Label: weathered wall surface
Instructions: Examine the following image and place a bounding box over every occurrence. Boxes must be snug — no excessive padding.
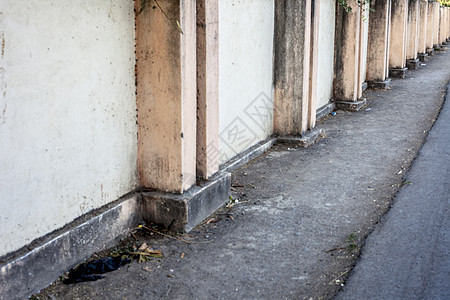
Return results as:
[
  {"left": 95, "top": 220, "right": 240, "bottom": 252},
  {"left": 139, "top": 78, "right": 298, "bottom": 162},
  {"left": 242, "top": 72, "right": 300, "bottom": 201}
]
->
[
  {"left": 316, "top": 0, "right": 336, "bottom": 109},
  {"left": 0, "top": 1, "right": 137, "bottom": 257},
  {"left": 218, "top": 0, "right": 274, "bottom": 163}
]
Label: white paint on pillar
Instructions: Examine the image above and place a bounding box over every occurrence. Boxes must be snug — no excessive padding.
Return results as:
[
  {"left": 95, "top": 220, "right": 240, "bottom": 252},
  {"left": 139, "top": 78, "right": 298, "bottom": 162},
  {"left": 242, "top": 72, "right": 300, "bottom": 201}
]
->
[
  {"left": 218, "top": 0, "right": 274, "bottom": 164},
  {"left": 316, "top": 0, "right": 336, "bottom": 109}
]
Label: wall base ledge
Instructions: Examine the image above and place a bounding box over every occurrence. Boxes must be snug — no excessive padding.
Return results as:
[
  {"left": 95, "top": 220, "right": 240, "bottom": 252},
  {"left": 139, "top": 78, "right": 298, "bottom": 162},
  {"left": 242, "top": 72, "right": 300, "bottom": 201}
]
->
[
  {"left": 220, "top": 139, "right": 276, "bottom": 175},
  {"left": 0, "top": 194, "right": 142, "bottom": 300},
  {"left": 316, "top": 102, "right": 336, "bottom": 121},
  {"left": 362, "top": 81, "right": 368, "bottom": 92}
]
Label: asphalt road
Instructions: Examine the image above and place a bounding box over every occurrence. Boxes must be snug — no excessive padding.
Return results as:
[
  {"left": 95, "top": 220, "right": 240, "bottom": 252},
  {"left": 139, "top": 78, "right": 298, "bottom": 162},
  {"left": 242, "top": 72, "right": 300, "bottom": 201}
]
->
[{"left": 336, "top": 86, "right": 450, "bottom": 300}]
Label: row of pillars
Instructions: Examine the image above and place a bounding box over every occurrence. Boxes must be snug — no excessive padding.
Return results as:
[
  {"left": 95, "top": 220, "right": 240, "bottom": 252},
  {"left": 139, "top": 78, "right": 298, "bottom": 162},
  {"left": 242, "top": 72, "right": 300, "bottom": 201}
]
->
[
  {"left": 334, "top": 0, "right": 450, "bottom": 106},
  {"left": 136, "top": 0, "right": 323, "bottom": 194},
  {"left": 134, "top": 0, "right": 450, "bottom": 195}
]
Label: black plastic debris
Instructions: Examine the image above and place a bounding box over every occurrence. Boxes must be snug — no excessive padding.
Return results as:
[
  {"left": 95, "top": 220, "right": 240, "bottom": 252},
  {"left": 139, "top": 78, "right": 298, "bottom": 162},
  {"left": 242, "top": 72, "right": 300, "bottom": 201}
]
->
[{"left": 63, "top": 256, "right": 131, "bottom": 284}]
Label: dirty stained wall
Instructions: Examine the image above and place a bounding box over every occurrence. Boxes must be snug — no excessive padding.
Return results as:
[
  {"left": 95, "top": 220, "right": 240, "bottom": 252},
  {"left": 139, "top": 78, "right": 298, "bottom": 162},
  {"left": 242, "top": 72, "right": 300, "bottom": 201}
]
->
[
  {"left": 218, "top": 0, "right": 274, "bottom": 164},
  {"left": 316, "top": 0, "right": 336, "bottom": 109},
  {"left": 0, "top": 0, "right": 137, "bottom": 257}
]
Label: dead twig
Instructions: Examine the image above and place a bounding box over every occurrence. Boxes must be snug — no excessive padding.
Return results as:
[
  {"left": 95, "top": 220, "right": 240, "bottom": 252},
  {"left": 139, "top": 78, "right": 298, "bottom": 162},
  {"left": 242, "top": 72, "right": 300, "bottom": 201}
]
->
[
  {"left": 216, "top": 208, "right": 233, "bottom": 215},
  {"left": 328, "top": 269, "right": 350, "bottom": 285},
  {"left": 141, "top": 226, "right": 211, "bottom": 244},
  {"left": 325, "top": 247, "right": 348, "bottom": 253}
]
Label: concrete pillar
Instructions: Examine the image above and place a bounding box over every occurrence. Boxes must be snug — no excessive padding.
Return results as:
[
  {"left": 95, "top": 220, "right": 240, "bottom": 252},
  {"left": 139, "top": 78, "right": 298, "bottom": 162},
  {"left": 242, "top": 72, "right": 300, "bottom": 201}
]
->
[
  {"left": 447, "top": 7, "right": 450, "bottom": 40},
  {"left": 304, "top": 0, "right": 320, "bottom": 130},
  {"left": 447, "top": 7, "right": 450, "bottom": 41},
  {"left": 439, "top": 6, "right": 447, "bottom": 44},
  {"left": 448, "top": 7, "right": 450, "bottom": 40},
  {"left": 433, "top": 1, "right": 440, "bottom": 47},
  {"left": 273, "top": 0, "right": 318, "bottom": 136},
  {"left": 196, "top": 0, "right": 219, "bottom": 179},
  {"left": 445, "top": 6, "right": 447, "bottom": 40},
  {"left": 389, "top": 0, "right": 409, "bottom": 78},
  {"left": 426, "top": 0, "right": 435, "bottom": 55},
  {"left": 418, "top": 0, "right": 428, "bottom": 62},
  {"left": 407, "top": 0, "right": 420, "bottom": 69},
  {"left": 359, "top": 2, "right": 370, "bottom": 91},
  {"left": 135, "top": 0, "right": 197, "bottom": 193},
  {"left": 366, "top": 0, "right": 392, "bottom": 89},
  {"left": 333, "top": 0, "right": 367, "bottom": 110}
]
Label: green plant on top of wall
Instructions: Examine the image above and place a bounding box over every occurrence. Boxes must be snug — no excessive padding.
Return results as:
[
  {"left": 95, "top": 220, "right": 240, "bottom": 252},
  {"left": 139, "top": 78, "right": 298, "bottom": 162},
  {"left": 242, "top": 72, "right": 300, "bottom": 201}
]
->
[
  {"left": 338, "top": 0, "right": 371, "bottom": 13},
  {"left": 439, "top": 0, "right": 450, "bottom": 7}
]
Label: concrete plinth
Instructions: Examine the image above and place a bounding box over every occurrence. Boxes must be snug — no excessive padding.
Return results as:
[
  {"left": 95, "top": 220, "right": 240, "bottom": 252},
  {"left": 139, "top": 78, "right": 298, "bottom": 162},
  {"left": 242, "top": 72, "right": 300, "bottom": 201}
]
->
[
  {"left": 407, "top": 58, "right": 420, "bottom": 69},
  {"left": 389, "top": 67, "right": 408, "bottom": 78},
  {"left": 418, "top": 53, "right": 428, "bottom": 62},
  {"left": 427, "top": 48, "right": 435, "bottom": 56},
  {"left": 277, "top": 128, "right": 325, "bottom": 147},
  {"left": 368, "top": 78, "right": 392, "bottom": 89},
  {"left": 335, "top": 98, "right": 368, "bottom": 112},
  {"left": 141, "top": 172, "right": 231, "bottom": 232}
]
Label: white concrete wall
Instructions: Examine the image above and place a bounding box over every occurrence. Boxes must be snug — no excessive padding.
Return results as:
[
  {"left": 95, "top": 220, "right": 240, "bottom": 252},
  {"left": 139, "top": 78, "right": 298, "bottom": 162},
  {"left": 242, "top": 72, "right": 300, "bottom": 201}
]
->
[
  {"left": 218, "top": 0, "right": 274, "bottom": 163},
  {"left": 316, "top": 0, "right": 336, "bottom": 109},
  {"left": 0, "top": 1, "right": 137, "bottom": 257}
]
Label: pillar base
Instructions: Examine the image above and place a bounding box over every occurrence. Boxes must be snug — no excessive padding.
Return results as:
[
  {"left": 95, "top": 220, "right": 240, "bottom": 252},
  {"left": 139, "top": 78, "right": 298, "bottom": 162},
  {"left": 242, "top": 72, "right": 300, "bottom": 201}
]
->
[
  {"left": 407, "top": 58, "right": 420, "bottom": 70},
  {"left": 141, "top": 172, "right": 231, "bottom": 232},
  {"left": 418, "top": 53, "right": 428, "bottom": 62},
  {"left": 368, "top": 78, "right": 392, "bottom": 89},
  {"left": 389, "top": 67, "right": 408, "bottom": 78},
  {"left": 442, "top": 41, "right": 448, "bottom": 46},
  {"left": 427, "top": 48, "right": 435, "bottom": 56},
  {"left": 433, "top": 44, "right": 442, "bottom": 51},
  {"left": 335, "top": 98, "right": 368, "bottom": 112},
  {"left": 277, "top": 128, "right": 325, "bottom": 147}
]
